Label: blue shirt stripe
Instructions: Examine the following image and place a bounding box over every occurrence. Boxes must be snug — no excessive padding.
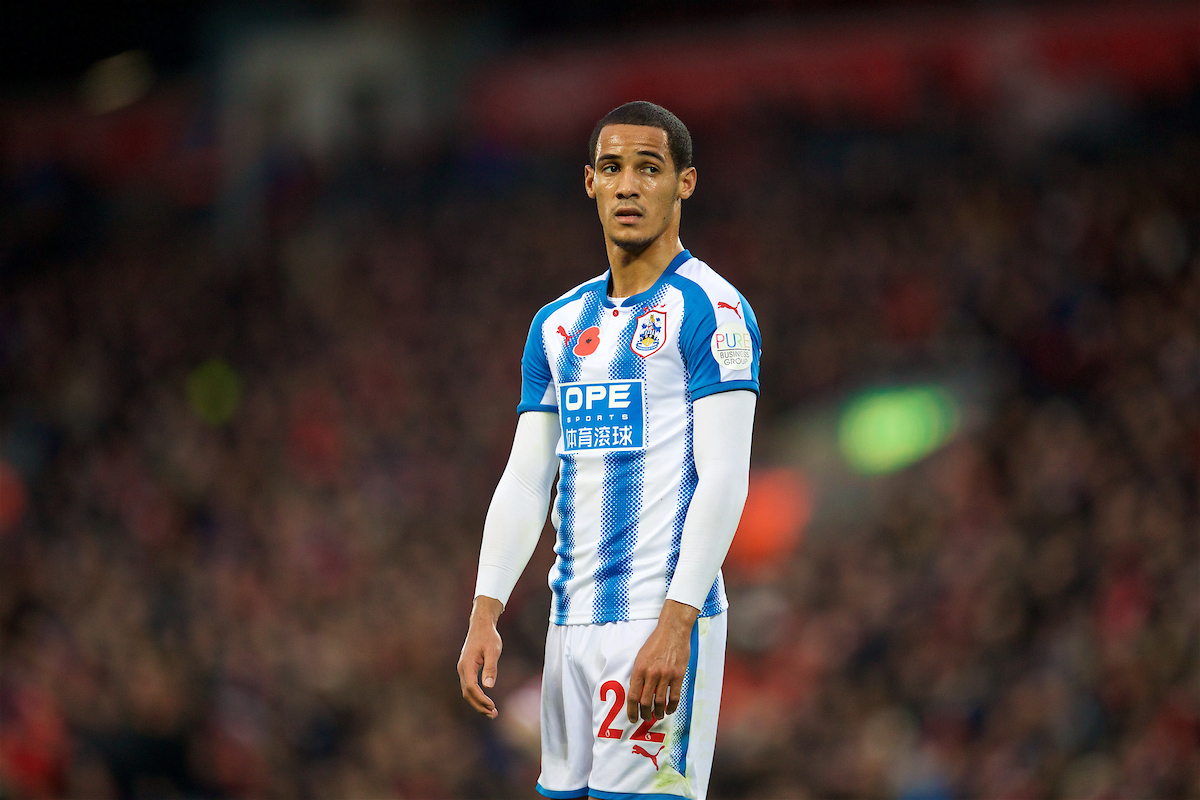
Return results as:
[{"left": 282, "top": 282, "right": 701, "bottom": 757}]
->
[
  {"left": 549, "top": 291, "right": 605, "bottom": 621},
  {"left": 592, "top": 285, "right": 664, "bottom": 623},
  {"left": 593, "top": 448, "right": 643, "bottom": 623},
  {"left": 550, "top": 454, "right": 577, "bottom": 625}
]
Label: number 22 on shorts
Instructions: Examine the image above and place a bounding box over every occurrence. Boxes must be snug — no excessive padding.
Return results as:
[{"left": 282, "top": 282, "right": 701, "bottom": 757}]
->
[{"left": 596, "top": 680, "right": 665, "bottom": 742}]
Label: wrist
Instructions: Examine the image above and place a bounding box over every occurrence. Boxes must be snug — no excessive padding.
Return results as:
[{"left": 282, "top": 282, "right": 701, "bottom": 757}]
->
[
  {"left": 472, "top": 595, "right": 504, "bottom": 625},
  {"left": 658, "top": 599, "right": 699, "bottom": 635}
]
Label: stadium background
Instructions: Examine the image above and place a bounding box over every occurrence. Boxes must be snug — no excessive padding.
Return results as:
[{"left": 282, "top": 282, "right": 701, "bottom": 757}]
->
[{"left": 1, "top": 2, "right": 1198, "bottom": 798}]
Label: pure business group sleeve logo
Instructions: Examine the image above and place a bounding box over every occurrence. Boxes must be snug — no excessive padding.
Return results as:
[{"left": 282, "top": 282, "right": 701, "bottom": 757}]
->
[
  {"left": 558, "top": 381, "right": 646, "bottom": 452},
  {"left": 711, "top": 322, "right": 753, "bottom": 370}
]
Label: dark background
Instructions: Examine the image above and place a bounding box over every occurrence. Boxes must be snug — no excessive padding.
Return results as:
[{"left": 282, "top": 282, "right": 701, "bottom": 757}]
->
[{"left": 1, "top": 2, "right": 1197, "bottom": 799}]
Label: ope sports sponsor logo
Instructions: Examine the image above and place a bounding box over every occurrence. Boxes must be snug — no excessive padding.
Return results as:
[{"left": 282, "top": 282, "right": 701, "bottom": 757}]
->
[
  {"left": 558, "top": 380, "right": 645, "bottom": 452},
  {"left": 711, "top": 321, "right": 753, "bottom": 370}
]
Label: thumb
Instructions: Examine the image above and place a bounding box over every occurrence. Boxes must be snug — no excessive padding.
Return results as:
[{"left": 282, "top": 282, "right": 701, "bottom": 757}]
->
[{"left": 482, "top": 647, "right": 499, "bottom": 689}]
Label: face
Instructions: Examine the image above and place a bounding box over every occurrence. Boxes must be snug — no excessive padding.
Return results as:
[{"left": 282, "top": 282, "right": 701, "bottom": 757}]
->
[{"left": 585, "top": 124, "right": 696, "bottom": 252}]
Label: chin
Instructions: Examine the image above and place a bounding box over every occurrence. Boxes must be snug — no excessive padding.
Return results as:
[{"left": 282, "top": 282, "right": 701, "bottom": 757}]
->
[{"left": 608, "top": 228, "right": 658, "bottom": 252}]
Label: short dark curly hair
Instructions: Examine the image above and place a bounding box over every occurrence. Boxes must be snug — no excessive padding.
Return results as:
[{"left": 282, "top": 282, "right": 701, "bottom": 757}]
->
[{"left": 588, "top": 101, "right": 693, "bottom": 174}]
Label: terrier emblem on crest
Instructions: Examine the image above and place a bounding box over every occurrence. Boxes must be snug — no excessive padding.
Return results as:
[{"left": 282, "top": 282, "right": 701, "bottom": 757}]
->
[{"left": 630, "top": 309, "right": 667, "bottom": 358}]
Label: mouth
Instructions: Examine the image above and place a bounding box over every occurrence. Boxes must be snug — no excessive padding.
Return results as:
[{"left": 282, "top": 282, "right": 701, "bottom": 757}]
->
[{"left": 614, "top": 206, "right": 644, "bottom": 225}]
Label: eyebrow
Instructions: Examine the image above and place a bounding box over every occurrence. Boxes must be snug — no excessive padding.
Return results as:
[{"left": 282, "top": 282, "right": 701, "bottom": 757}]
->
[{"left": 596, "top": 149, "right": 667, "bottom": 164}]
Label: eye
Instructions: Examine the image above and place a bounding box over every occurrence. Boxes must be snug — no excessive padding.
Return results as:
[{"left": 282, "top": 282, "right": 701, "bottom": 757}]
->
[
  {"left": 644, "top": 165, "right": 658, "bottom": 174},
  {"left": 602, "top": 164, "right": 619, "bottom": 174}
]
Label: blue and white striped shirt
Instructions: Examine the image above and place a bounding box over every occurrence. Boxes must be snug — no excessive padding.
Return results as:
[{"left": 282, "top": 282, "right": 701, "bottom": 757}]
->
[{"left": 519, "top": 250, "right": 761, "bottom": 625}]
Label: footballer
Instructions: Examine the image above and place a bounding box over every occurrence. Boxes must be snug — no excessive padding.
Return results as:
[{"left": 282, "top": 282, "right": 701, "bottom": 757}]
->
[{"left": 458, "top": 101, "right": 760, "bottom": 800}]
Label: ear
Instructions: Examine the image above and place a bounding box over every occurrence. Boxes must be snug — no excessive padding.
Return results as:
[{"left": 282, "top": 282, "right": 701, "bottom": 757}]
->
[
  {"left": 584, "top": 165, "right": 597, "bottom": 199},
  {"left": 677, "top": 166, "right": 697, "bottom": 200}
]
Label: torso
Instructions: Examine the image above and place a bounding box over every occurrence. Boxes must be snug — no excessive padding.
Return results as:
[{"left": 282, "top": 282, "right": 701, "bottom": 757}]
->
[{"left": 518, "top": 250, "right": 759, "bottom": 625}]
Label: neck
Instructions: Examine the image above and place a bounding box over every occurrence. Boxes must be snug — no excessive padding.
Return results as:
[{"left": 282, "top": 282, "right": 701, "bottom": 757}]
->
[{"left": 606, "top": 227, "right": 684, "bottom": 299}]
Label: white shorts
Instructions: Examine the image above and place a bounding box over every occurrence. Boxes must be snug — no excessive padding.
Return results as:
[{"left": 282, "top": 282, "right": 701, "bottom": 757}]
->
[{"left": 536, "top": 613, "right": 727, "bottom": 800}]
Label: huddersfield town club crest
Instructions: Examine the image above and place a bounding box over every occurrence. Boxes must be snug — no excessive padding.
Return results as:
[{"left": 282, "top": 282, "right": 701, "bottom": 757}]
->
[{"left": 631, "top": 309, "right": 667, "bottom": 358}]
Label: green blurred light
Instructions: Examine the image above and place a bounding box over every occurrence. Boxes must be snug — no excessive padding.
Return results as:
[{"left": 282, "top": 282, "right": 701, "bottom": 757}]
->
[
  {"left": 838, "top": 385, "right": 959, "bottom": 475},
  {"left": 187, "top": 358, "right": 242, "bottom": 426}
]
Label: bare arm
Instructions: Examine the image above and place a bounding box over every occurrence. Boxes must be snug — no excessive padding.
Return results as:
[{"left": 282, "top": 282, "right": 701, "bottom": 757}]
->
[{"left": 458, "top": 411, "right": 559, "bottom": 718}]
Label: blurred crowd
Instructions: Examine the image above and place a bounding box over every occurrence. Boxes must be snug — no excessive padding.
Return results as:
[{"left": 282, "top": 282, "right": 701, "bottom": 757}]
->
[{"left": 1, "top": 107, "right": 1198, "bottom": 800}]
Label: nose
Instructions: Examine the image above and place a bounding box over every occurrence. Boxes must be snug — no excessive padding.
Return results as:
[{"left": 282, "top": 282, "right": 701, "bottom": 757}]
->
[{"left": 615, "top": 169, "right": 639, "bottom": 200}]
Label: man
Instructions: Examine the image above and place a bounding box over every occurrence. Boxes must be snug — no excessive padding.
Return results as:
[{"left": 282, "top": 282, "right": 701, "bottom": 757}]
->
[{"left": 457, "top": 101, "right": 760, "bottom": 800}]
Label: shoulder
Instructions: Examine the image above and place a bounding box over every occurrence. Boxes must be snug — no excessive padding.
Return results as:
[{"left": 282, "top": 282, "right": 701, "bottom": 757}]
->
[
  {"left": 529, "top": 273, "right": 608, "bottom": 328},
  {"left": 671, "top": 258, "right": 745, "bottom": 306},
  {"left": 668, "top": 257, "right": 756, "bottom": 328}
]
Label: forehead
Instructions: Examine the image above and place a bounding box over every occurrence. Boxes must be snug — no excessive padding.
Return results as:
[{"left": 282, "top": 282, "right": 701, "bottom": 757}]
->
[{"left": 595, "top": 124, "right": 670, "bottom": 161}]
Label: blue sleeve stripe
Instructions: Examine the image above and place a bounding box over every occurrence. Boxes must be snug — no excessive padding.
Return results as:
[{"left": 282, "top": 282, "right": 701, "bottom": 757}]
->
[
  {"left": 588, "top": 791, "right": 690, "bottom": 800},
  {"left": 665, "top": 274, "right": 724, "bottom": 392},
  {"left": 516, "top": 402, "right": 559, "bottom": 413},
  {"left": 739, "top": 288, "right": 762, "bottom": 346},
  {"left": 535, "top": 783, "right": 588, "bottom": 799},
  {"left": 520, "top": 311, "right": 554, "bottom": 413},
  {"left": 738, "top": 288, "right": 763, "bottom": 387},
  {"left": 668, "top": 269, "right": 763, "bottom": 398}
]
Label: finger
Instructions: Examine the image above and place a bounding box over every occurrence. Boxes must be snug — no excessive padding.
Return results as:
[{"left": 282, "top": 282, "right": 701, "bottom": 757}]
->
[
  {"left": 458, "top": 650, "right": 498, "bottom": 718},
  {"left": 639, "top": 677, "right": 657, "bottom": 722},
  {"left": 666, "top": 680, "right": 681, "bottom": 716},
  {"left": 627, "top": 673, "right": 644, "bottom": 723},
  {"left": 653, "top": 679, "right": 670, "bottom": 720},
  {"left": 463, "top": 682, "right": 498, "bottom": 718},
  {"left": 481, "top": 645, "right": 500, "bottom": 689}
]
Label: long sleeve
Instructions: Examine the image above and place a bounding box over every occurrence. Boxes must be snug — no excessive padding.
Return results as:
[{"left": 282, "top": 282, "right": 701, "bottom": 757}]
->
[
  {"left": 664, "top": 389, "right": 756, "bottom": 610},
  {"left": 473, "top": 411, "right": 561, "bottom": 606}
]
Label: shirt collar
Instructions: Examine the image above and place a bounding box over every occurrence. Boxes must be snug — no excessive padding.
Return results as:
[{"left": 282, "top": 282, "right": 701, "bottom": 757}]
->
[{"left": 601, "top": 249, "right": 692, "bottom": 309}]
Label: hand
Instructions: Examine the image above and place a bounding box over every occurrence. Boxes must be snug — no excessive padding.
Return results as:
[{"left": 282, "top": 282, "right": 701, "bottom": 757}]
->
[
  {"left": 627, "top": 600, "right": 699, "bottom": 723},
  {"left": 458, "top": 596, "right": 505, "bottom": 719}
]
